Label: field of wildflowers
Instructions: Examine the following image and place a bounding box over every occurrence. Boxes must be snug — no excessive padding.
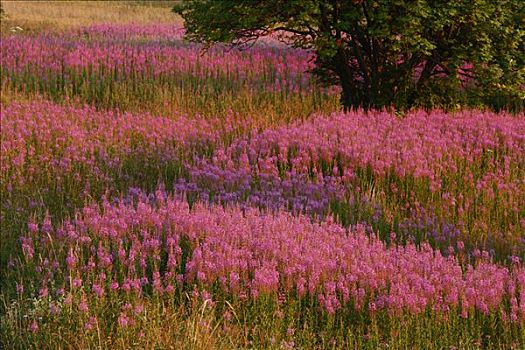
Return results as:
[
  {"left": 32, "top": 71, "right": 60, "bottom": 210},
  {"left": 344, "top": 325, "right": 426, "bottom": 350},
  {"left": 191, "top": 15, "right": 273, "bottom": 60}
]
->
[{"left": 1, "top": 15, "right": 524, "bottom": 350}]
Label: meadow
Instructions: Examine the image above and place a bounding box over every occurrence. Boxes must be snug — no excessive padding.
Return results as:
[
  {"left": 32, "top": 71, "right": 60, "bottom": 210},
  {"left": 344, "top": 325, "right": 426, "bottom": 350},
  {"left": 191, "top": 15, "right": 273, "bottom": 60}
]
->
[{"left": 0, "top": 2, "right": 524, "bottom": 349}]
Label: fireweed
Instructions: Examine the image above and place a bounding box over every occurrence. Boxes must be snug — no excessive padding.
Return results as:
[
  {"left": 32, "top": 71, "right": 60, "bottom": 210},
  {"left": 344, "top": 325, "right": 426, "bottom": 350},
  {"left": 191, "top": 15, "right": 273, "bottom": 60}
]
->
[
  {"left": 0, "top": 98, "right": 225, "bottom": 271},
  {"left": 1, "top": 22, "right": 524, "bottom": 349},
  {"left": 186, "top": 109, "right": 525, "bottom": 256},
  {"left": 3, "top": 99, "right": 523, "bottom": 265},
  {"left": 174, "top": 161, "right": 347, "bottom": 217},
  {"left": 175, "top": 160, "right": 465, "bottom": 251},
  {"left": 0, "top": 37, "right": 314, "bottom": 93},
  {"left": 2, "top": 100, "right": 523, "bottom": 262},
  {"left": 0, "top": 26, "right": 340, "bottom": 121},
  {"left": 0, "top": 99, "right": 224, "bottom": 204},
  {"left": 10, "top": 193, "right": 525, "bottom": 340}
]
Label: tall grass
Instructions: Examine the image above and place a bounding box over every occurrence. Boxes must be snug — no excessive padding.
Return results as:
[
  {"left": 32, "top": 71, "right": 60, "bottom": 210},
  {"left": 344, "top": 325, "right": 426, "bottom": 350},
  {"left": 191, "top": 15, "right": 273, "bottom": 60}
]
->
[
  {"left": 0, "top": 27, "right": 339, "bottom": 121},
  {"left": 2, "top": 194, "right": 524, "bottom": 349},
  {"left": 1, "top": 17, "right": 524, "bottom": 349},
  {"left": 0, "top": 1, "right": 180, "bottom": 33}
]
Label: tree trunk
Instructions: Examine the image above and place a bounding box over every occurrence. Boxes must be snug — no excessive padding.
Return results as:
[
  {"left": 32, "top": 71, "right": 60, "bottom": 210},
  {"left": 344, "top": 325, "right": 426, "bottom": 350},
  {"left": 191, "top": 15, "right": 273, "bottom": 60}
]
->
[
  {"left": 340, "top": 75, "right": 354, "bottom": 112},
  {"left": 333, "top": 49, "right": 359, "bottom": 112}
]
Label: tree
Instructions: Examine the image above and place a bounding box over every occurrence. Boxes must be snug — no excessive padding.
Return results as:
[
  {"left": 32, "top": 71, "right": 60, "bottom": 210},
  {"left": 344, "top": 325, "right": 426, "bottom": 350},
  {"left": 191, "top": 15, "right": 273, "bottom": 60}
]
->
[{"left": 174, "top": 0, "right": 524, "bottom": 111}]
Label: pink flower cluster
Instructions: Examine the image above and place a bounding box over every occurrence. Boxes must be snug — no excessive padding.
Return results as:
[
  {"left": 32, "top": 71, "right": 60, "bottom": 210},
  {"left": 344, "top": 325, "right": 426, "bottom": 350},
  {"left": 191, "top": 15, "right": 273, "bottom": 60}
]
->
[
  {"left": 182, "top": 108, "right": 525, "bottom": 252},
  {"left": 0, "top": 30, "right": 315, "bottom": 93},
  {"left": 21, "top": 191, "right": 525, "bottom": 322},
  {"left": 0, "top": 99, "right": 220, "bottom": 192},
  {"left": 222, "top": 109, "right": 525, "bottom": 186}
]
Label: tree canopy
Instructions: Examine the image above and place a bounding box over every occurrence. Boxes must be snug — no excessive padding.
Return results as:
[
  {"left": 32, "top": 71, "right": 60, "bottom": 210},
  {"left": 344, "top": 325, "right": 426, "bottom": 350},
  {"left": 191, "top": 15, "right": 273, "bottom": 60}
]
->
[{"left": 175, "top": 0, "right": 524, "bottom": 111}]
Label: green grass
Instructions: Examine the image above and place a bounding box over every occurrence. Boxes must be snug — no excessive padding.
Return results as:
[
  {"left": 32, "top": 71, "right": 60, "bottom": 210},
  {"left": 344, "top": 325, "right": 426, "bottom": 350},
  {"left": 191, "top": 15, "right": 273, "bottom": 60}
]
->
[
  {"left": 1, "top": 4, "right": 524, "bottom": 347},
  {"left": 2, "top": 289, "right": 523, "bottom": 349}
]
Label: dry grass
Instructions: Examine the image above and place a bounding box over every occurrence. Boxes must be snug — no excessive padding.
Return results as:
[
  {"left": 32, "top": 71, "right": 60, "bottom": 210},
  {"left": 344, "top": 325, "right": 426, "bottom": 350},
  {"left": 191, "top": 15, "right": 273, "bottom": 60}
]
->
[{"left": 0, "top": 1, "right": 181, "bottom": 32}]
